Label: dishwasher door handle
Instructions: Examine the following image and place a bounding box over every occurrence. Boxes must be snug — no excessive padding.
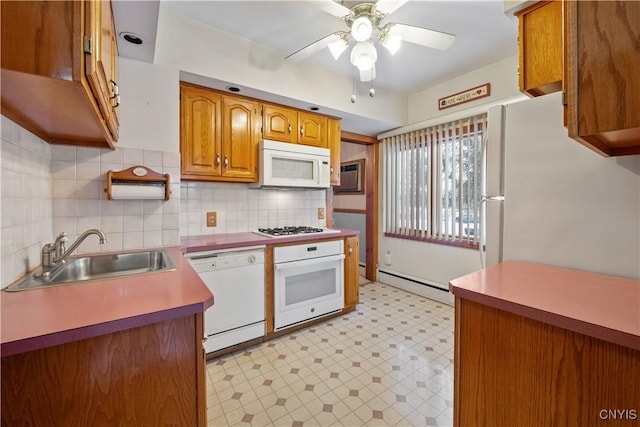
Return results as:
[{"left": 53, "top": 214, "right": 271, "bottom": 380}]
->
[{"left": 187, "top": 254, "right": 218, "bottom": 261}]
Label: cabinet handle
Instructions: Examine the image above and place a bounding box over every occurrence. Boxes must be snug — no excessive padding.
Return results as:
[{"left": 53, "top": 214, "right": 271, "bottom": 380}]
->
[
  {"left": 348, "top": 245, "right": 353, "bottom": 254},
  {"left": 216, "top": 155, "right": 221, "bottom": 167},
  {"left": 288, "top": 124, "right": 292, "bottom": 134},
  {"left": 224, "top": 156, "right": 229, "bottom": 168},
  {"left": 300, "top": 127, "right": 303, "bottom": 136},
  {"left": 109, "top": 80, "right": 120, "bottom": 108},
  {"left": 330, "top": 166, "right": 334, "bottom": 174}
]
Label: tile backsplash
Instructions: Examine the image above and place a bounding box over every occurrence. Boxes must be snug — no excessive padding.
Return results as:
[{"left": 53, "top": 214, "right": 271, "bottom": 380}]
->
[
  {"left": 180, "top": 182, "right": 327, "bottom": 236},
  {"left": 1, "top": 117, "right": 53, "bottom": 286},
  {"left": 50, "top": 145, "right": 181, "bottom": 255}
]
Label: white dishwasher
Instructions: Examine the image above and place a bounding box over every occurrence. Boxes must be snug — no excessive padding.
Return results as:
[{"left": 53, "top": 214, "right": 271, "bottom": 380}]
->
[{"left": 186, "top": 246, "right": 265, "bottom": 354}]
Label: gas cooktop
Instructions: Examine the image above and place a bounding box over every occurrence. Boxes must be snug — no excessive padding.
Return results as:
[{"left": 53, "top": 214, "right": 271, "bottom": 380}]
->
[{"left": 253, "top": 226, "right": 341, "bottom": 238}]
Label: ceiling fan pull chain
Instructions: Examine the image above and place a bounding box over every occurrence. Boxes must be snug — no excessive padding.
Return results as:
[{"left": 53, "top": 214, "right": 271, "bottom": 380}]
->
[{"left": 351, "top": 67, "right": 357, "bottom": 104}]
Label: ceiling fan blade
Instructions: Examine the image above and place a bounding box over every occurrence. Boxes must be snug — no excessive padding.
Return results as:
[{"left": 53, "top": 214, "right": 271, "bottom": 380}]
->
[
  {"left": 374, "top": 0, "right": 409, "bottom": 15},
  {"left": 387, "top": 23, "right": 456, "bottom": 51},
  {"left": 285, "top": 32, "right": 347, "bottom": 63},
  {"left": 317, "top": 0, "right": 352, "bottom": 19}
]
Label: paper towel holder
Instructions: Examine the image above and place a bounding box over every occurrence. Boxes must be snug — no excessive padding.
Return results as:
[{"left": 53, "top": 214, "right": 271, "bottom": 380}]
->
[{"left": 105, "top": 166, "right": 171, "bottom": 201}]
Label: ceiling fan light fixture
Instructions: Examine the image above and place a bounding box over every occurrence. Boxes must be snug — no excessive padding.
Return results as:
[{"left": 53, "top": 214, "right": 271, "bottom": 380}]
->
[
  {"left": 350, "top": 41, "right": 377, "bottom": 71},
  {"left": 360, "top": 66, "right": 376, "bottom": 82},
  {"left": 381, "top": 33, "right": 402, "bottom": 55},
  {"left": 351, "top": 16, "right": 373, "bottom": 42},
  {"left": 328, "top": 37, "right": 348, "bottom": 60}
]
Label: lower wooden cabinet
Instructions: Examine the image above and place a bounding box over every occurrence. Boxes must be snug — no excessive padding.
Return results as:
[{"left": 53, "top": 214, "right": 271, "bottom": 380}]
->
[
  {"left": 453, "top": 298, "right": 640, "bottom": 427},
  {"left": 344, "top": 236, "right": 360, "bottom": 310},
  {"left": 1, "top": 314, "right": 207, "bottom": 426}
]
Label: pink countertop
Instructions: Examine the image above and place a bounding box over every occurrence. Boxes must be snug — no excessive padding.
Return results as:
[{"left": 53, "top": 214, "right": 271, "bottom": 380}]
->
[
  {"left": 1, "top": 247, "right": 214, "bottom": 357},
  {"left": 449, "top": 260, "right": 640, "bottom": 351},
  {"left": 181, "top": 228, "right": 359, "bottom": 253}
]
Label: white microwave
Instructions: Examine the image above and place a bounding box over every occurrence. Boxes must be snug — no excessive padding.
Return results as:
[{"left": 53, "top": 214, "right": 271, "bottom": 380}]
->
[{"left": 250, "top": 140, "right": 331, "bottom": 189}]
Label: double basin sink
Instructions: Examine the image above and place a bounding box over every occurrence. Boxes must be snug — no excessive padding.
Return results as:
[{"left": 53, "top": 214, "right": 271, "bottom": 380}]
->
[{"left": 5, "top": 250, "right": 176, "bottom": 292}]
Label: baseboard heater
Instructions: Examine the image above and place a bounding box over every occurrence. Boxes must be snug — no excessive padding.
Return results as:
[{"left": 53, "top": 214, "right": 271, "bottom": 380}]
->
[{"left": 377, "top": 269, "right": 454, "bottom": 306}]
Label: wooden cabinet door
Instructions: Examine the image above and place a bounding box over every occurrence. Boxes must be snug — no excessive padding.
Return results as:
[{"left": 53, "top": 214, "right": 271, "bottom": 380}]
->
[
  {"left": 180, "top": 85, "right": 222, "bottom": 178},
  {"left": 515, "top": 1, "right": 562, "bottom": 97},
  {"left": 221, "top": 97, "right": 259, "bottom": 181},
  {"left": 298, "top": 112, "right": 328, "bottom": 147},
  {"left": 85, "top": 0, "right": 119, "bottom": 140},
  {"left": 328, "top": 119, "right": 341, "bottom": 186},
  {"left": 263, "top": 104, "right": 297, "bottom": 143},
  {"left": 344, "top": 236, "right": 360, "bottom": 309},
  {"left": 565, "top": 0, "right": 640, "bottom": 156}
]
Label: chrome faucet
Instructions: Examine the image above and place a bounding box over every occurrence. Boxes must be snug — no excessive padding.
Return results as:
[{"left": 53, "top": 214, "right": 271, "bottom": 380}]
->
[{"left": 41, "top": 229, "right": 108, "bottom": 273}]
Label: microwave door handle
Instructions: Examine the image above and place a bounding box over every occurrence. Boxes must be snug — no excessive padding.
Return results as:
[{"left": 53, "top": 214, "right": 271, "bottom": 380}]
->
[{"left": 274, "top": 254, "right": 345, "bottom": 271}]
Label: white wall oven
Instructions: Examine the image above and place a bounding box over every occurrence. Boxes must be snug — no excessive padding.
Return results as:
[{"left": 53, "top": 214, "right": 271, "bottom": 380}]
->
[{"left": 273, "top": 240, "right": 344, "bottom": 330}]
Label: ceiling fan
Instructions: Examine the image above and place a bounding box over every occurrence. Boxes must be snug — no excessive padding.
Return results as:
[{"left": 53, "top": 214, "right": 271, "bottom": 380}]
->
[{"left": 285, "top": 0, "right": 456, "bottom": 83}]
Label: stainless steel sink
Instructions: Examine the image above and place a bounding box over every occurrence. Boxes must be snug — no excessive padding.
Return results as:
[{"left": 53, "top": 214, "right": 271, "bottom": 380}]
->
[{"left": 4, "top": 250, "right": 176, "bottom": 292}]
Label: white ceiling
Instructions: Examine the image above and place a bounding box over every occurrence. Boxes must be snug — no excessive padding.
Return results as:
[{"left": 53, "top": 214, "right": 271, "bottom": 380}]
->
[{"left": 115, "top": 0, "right": 519, "bottom": 95}]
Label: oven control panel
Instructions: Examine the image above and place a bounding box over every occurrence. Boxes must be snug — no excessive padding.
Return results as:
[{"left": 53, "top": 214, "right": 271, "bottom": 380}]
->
[{"left": 274, "top": 239, "right": 343, "bottom": 264}]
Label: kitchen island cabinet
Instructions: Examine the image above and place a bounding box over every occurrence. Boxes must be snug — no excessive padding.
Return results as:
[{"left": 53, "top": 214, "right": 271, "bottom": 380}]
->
[
  {"left": 449, "top": 261, "right": 640, "bottom": 427},
  {"left": 1, "top": 0, "right": 119, "bottom": 148},
  {"left": 1, "top": 247, "right": 213, "bottom": 426}
]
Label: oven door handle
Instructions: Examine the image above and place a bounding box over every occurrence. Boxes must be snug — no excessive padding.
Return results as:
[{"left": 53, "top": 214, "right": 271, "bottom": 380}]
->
[{"left": 274, "top": 254, "right": 345, "bottom": 270}]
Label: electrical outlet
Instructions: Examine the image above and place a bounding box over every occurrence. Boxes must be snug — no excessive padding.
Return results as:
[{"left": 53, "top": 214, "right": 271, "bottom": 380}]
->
[
  {"left": 384, "top": 251, "right": 392, "bottom": 265},
  {"left": 206, "top": 212, "right": 217, "bottom": 227},
  {"left": 318, "top": 208, "right": 325, "bottom": 220}
]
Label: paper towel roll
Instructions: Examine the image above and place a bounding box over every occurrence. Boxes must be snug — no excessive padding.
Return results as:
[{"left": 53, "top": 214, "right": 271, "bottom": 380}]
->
[{"left": 110, "top": 183, "right": 166, "bottom": 200}]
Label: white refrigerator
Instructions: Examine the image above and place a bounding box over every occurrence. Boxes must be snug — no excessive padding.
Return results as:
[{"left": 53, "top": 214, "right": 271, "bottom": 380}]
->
[{"left": 484, "top": 92, "right": 640, "bottom": 280}]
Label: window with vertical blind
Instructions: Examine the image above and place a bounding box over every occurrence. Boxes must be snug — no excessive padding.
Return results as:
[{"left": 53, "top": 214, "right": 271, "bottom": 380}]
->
[{"left": 382, "top": 113, "right": 487, "bottom": 248}]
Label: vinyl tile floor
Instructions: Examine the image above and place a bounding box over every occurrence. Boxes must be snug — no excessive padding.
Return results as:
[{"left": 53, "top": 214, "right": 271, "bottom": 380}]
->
[{"left": 205, "top": 278, "right": 455, "bottom": 427}]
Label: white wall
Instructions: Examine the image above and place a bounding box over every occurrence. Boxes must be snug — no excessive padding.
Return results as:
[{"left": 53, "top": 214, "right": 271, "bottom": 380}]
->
[
  {"left": 408, "top": 55, "right": 520, "bottom": 125},
  {"left": 502, "top": 92, "right": 640, "bottom": 279}
]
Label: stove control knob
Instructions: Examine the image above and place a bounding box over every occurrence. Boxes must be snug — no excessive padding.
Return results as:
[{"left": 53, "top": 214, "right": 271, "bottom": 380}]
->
[{"left": 248, "top": 255, "right": 256, "bottom": 264}]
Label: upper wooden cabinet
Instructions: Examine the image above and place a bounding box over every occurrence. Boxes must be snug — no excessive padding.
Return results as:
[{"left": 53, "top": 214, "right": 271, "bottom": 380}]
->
[
  {"left": 298, "top": 112, "right": 328, "bottom": 147},
  {"left": 262, "top": 104, "right": 329, "bottom": 148},
  {"left": 180, "top": 84, "right": 259, "bottom": 182},
  {"left": 565, "top": 0, "right": 640, "bottom": 156},
  {"left": 0, "top": 0, "right": 119, "bottom": 148},
  {"left": 328, "top": 118, "right": 341, "bottom": 186},
  {"left": 515, "top": 1, "right": 563, "bottom": 97},
  {"left": 180, "top": 85, "right": 222, "bottom": 178},
  {"left": 262, "top": 104, "right": 298, "bottom": 143},
  {"left": 221, "top": 96, "right": 260, "bottom": 181}
]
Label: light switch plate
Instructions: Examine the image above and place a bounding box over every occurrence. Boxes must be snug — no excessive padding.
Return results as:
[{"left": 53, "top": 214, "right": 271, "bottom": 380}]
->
[{"left": 206, "top": 212, "right": 217, "bottom": 227}]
